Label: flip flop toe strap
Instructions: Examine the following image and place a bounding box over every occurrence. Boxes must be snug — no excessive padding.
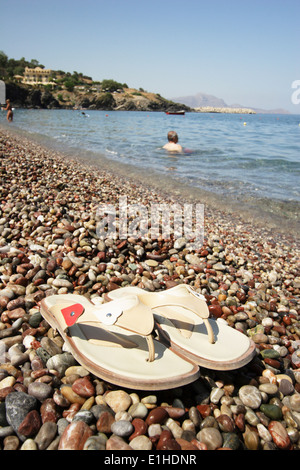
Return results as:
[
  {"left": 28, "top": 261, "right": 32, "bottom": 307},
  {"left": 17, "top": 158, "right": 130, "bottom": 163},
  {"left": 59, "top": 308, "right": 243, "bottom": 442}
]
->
[
  {"left": 146, "top": 335, "right": 155, "bottom": 362},
  {"left": 49, "top": 295, "right": 157, "bottom": 361},
  {"left": 142, "top": 294, "right": 215, "bottom": 344},
  {"left": 170, "top": 286, "right": 216, "bottom": 344},
  {"left": 203, "top": 318, "right": 215, "bottom": 344}
]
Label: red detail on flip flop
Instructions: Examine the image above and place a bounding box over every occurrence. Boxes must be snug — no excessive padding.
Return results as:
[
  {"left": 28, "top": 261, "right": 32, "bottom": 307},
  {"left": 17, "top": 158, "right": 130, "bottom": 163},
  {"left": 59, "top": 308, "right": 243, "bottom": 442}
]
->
[{"left": 61, "top": 303, "right": 84, "bottom": 326}]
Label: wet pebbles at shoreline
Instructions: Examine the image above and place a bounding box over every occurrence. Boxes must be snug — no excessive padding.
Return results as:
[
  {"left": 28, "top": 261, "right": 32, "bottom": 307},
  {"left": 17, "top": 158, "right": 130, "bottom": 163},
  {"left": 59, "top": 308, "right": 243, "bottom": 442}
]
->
[{"left": 0, "top": 128, "right": 299, "bottom": 451}]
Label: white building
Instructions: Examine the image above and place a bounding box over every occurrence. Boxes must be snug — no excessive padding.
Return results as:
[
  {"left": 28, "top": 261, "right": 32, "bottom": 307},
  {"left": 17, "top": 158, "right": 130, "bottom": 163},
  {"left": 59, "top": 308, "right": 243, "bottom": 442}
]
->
[{"left": 22, "top": 67, "right": 52, "bottom": 85}]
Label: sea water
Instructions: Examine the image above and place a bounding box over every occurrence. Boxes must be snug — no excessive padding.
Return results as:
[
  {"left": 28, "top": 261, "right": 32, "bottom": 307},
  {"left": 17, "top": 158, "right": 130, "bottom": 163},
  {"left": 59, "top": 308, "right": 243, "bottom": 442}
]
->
[{"left": 1, "top": 109, "right": 299, "bottom": 234}]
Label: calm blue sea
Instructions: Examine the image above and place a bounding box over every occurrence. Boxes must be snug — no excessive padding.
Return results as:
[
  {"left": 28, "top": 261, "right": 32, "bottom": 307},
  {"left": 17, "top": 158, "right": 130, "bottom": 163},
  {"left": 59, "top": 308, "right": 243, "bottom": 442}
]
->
[{"left": 1, "top": 109, "right": 300, "bottom": 232}]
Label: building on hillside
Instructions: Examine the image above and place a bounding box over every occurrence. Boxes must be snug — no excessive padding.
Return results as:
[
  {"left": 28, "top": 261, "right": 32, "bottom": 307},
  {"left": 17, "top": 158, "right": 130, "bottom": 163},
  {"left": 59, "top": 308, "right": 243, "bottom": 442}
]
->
[
  {"left": 14, "top": 75, "right": 24, "bottom": 83},
  {"left": 22, "top": 67, "right": 52, "bottom": 85}
]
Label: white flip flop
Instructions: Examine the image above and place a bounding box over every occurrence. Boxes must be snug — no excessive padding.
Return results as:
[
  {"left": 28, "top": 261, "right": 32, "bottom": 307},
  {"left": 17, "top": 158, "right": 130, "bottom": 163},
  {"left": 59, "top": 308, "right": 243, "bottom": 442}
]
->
[
  {"left": 40, "top": 293, "right": 200, "bottom": 390},
  {"left": 105, "top": 285, "right": 256, "bottom": 371}
]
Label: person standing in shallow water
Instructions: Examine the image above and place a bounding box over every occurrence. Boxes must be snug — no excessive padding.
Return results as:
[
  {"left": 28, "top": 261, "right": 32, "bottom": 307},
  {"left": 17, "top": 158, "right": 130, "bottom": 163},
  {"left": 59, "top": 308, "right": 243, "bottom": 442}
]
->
[
  {"left": 163, "top": 131, "right": 182, "bottom": 152},
  {"left": 3, "top": 99, "right": 13, "bottom": 122}
]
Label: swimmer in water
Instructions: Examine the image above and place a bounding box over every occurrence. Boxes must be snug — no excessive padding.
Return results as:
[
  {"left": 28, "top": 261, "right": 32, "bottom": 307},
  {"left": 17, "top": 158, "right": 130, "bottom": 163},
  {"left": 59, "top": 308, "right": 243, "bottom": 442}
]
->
[{"left": 163, "top": 131, "right": 183, "bottom": 153}]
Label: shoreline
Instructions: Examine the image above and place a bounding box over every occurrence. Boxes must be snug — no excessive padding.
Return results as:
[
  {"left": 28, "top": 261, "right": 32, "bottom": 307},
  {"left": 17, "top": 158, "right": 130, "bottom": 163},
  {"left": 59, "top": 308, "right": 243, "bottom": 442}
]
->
[
  {"left": 1, "top": 121, "right": 299, "bottom": 242},
  {"left": 0, "top": 127, "right": 299, "bottom": 451}
]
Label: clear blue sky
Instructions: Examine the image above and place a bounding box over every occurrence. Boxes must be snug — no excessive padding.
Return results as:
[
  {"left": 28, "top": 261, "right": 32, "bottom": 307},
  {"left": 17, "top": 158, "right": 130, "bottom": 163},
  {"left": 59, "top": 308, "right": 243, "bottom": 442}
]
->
[{"left": 1, "top": 0, "right": 299, "bottom": 112}]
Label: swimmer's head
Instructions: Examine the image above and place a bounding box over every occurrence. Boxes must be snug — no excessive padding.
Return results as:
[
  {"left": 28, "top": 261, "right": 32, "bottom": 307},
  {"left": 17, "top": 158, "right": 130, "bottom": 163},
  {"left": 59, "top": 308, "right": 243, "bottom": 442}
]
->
[{"left": 167, "top": 131, "right": 179, "bottom": 143}]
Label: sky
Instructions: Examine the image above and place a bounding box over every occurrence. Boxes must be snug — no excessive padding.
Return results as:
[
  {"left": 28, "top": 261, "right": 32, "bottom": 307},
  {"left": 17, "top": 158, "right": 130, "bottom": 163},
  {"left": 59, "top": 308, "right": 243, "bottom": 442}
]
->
[{"left": 1, "top": 0, "right": 299, "bottom": 112}]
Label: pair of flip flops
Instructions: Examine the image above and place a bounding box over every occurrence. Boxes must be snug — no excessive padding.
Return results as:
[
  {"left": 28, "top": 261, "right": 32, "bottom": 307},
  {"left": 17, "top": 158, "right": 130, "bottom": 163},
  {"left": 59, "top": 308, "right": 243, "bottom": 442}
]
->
[{"left": 40, "top": 284, "right": 256, "bottom": 390}]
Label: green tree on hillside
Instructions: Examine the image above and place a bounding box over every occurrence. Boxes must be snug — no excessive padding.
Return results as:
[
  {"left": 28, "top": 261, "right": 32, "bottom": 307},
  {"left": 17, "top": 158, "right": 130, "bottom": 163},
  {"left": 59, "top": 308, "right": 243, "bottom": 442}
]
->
[
  {"left": 0, "top": 51, "right": 44, "bottom": 80},
  {"left": 101, "top": 79, "right": 128, "bottom": 92},
  {"left": 64, "top": 79, "right": 75, "bottom": 92}
]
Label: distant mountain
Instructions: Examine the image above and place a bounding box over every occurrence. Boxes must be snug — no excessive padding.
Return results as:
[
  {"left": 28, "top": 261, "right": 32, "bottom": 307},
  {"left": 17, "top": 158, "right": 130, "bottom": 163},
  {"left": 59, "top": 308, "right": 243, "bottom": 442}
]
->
[
  {"left": 173, "top": 92, "right": 227, "bottom": 109},
  {"left": 172, "top": 92, "right": 290, "bottom": 114}
]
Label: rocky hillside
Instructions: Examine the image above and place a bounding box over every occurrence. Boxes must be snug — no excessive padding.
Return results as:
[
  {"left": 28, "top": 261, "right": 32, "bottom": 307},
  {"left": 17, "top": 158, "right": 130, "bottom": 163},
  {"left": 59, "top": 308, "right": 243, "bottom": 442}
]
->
[
  {"left": 5, "top": 82, "right": 60, "bottom": 109},
  {"left": 5, "top": 82, "right": 191, "bottom": 113}
]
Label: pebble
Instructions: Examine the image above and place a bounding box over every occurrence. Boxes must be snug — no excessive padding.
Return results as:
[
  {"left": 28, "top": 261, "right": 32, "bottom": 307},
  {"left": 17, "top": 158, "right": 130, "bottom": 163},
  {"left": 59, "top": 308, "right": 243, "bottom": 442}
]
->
[
  {"left": 105, "top": 390, "right": 132, "bottom": 413},
  {"left": 106, "top": 435, "right": 133, "bottom": 450},
  {"left": 5, "top": 391, "right": 38, "bottom": 440},
  {"left": 245, "top": 408, "right": 260, "bottom": 426},
  {"left": 260, "top": 404, "right": 283, "bottom": 420},
  {"left": 196, "top": 427, "right": 223, "bottom": 450},
  {"left": 243, "top": 426, "right": 260, "bottom": 450},
  {"left": 279, "top": 379, "right": 294, "bottom": 396},
  {"left": 18, "top": 410, "right": 41, "bottom": 438},
  {"left": 0, "top": 129, "right": 299, "bottom": 452},
  {"left": 129, "top": 418, "right": 148, "bottom": 440},
  {"left": 130, "top": 435, "right": 152, "bottom": 450},
  {"left": 210, "top": 387, "right": 225, "bottom": 404},
  {"left": 96, "top": 410, "right": 115, "bottom": 433},
  {"left": 258, "top": 383, "right": 278, "bottom": 395},
  {"left": 41, "top": 399, "right": 60, "bottom": 423},
  {"left": 60, "top": 386, "right": 86, "bottom": 405},
  {"left": 156, "top": 430, "right": 180, "bottom": 450},
  {"left": 46, "top": 353, "right": 77, "bottom": 376},
  {"left": 73, "top": 410, "right": 95, "bottom": 425},
  {"left": 58, "top": 420, "right": 93, "bottom": 450},
  {"left": 72, "top": 376, "right": 95, "bottom": 397},
  {"left": 146, "top": 407, "right": 168, "bottom": 425},
  {"left": 0, "top": 426, "right": 14, "bottom": 439},
  {"left": 222, "top": 432, "right": 241, "bottom": 450},
  {"left": 83, "top": 434, "right": 107, "bottom": 450},
  {"left": 20, "top": 438, "right": 38, "bottom": 450},
  {"left": 257, "top": 423, "right": 272, "bottom": 442},
  {"left": 268, "top": 421, "right": 291, "bottom": 449},
  {"left": 65, "top": 366, "right": 90, "bottom": 377},
  {"left": 110, "top": 420, "right": 134, "bottom": 437},
  {"left": 239, "top": 385, "right": 262, "bottom": 409},
  {"left": 0, "top": 376, "right": 15, "bottom": 390},
  {"left": 289, "top": 394, "right": 300, "bottom": 412},
  {"left": 217, "top": 414, "right": 235, "bottom": 432},
  {"left": 165, "top": 417, "right": 183, "bottom": 439},
  {"left": 34, "top": 422, "right": 58, "bottom": 450},
  {"left": 28, "top": 382, "right": 53, "bottom": 401},
  {"left": 128, "top": 402, "right": 149, "bottom": 419},
  {"left": 3, "top": 435, "right": 19, "bottom": 450},
  {"left": 57, "top": 418, "right": 69, "bottom": 435}
]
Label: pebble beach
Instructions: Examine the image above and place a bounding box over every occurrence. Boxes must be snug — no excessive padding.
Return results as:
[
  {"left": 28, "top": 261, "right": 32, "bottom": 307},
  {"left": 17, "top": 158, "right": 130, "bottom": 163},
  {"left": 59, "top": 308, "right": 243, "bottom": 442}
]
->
[{"left": 0, "top": 127, "right": 299, "bottom": 451}]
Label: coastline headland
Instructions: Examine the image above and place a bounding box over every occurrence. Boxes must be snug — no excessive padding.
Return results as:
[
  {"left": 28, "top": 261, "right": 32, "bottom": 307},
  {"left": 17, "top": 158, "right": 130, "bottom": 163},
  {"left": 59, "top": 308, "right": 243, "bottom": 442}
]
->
[
  {"left": 194, "top": 106, "right": 256, "bottom": 114},
  {"left": 0, "top": 126, "right": 299, "bottom": 451}
]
